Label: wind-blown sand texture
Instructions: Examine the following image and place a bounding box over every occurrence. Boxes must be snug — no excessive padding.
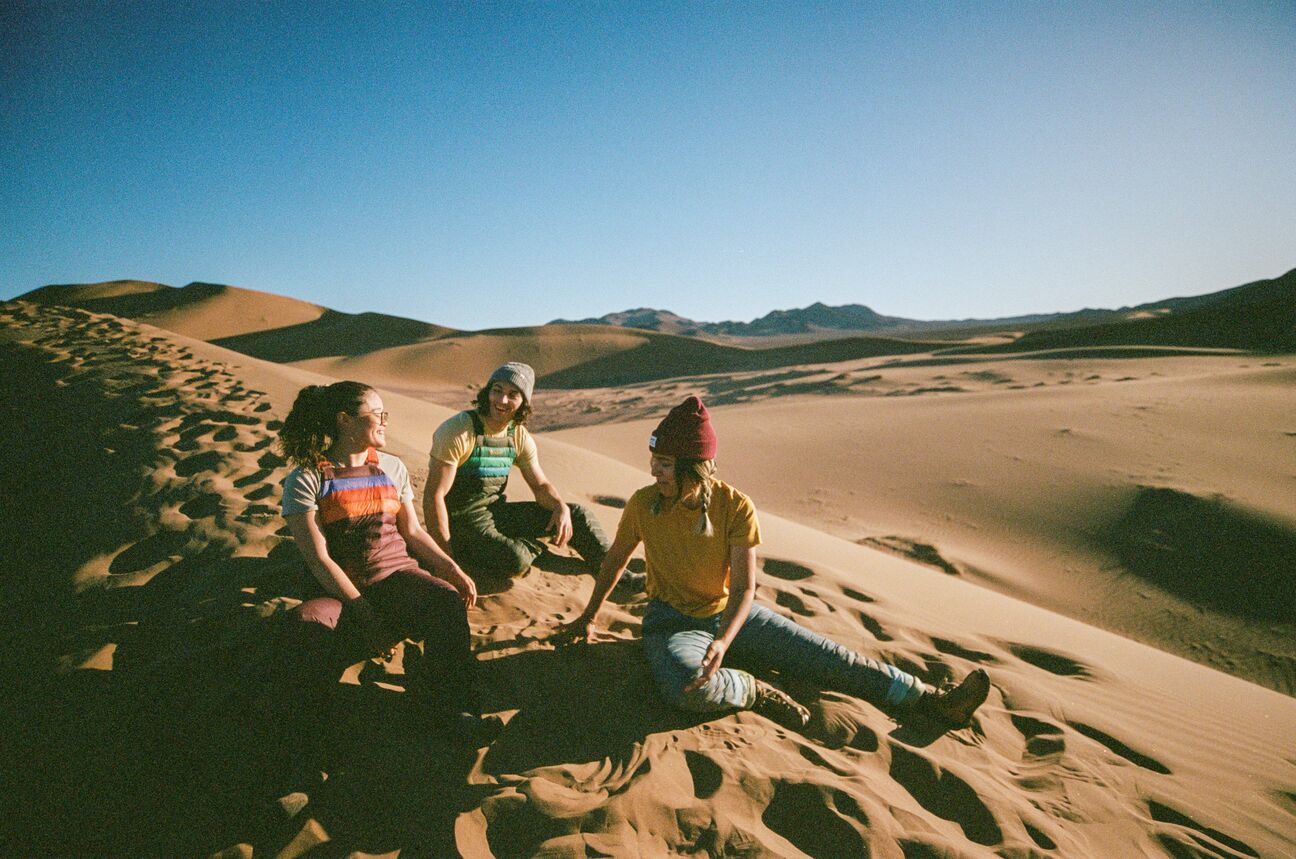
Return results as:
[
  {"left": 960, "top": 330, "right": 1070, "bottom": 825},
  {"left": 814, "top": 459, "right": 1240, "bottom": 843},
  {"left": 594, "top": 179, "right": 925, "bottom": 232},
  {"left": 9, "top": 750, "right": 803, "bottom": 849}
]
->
[{"left": 4, "top": 286, "right": 1295, "bottom": 857}]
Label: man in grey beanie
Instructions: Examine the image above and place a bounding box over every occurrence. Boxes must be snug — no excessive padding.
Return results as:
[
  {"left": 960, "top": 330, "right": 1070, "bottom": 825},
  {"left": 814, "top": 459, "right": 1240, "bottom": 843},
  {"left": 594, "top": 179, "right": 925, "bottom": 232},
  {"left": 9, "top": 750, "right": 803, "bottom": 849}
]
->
[{"left": 423, "top": 362, "right": 612, "bottom": 581}]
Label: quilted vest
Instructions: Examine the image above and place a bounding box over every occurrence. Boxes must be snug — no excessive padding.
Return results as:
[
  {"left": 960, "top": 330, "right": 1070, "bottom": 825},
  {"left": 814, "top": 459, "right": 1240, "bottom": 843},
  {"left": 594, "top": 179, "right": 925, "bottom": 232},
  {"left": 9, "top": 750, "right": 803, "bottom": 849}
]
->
[{"left": 444, "top": 411, "right": 518, "bottom": 517}]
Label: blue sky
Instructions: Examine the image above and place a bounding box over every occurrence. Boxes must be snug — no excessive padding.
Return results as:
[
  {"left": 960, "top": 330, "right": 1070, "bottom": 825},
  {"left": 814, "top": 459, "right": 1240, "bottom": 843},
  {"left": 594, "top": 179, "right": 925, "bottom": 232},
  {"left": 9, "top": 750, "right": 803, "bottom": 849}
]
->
[{"left": 3, "top": 2, "right": 1293, "bottom": 330}]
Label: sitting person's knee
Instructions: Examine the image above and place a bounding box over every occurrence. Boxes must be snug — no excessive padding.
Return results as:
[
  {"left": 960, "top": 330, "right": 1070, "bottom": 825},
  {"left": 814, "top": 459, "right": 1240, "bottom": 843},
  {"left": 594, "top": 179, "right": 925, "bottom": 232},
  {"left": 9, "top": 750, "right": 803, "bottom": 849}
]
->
[
  {"left": 295, "top": 597, "right": 343, "bottom": 630},
  {"left": 487, "top": 543, "right": 532, "bottom": 577},
  {"left": 657, "top": 672, "right": 713, "bottom": 712}
]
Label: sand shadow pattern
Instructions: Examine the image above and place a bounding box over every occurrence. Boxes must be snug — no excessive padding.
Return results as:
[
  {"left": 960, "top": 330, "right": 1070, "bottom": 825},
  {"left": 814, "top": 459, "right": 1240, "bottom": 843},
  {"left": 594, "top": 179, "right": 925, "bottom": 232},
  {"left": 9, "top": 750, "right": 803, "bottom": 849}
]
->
[
  {"left": 1108, "top": 486, "right": 1296, "bottom": 624},
  {"left": 1006, "top": 643, "right": 1092, "bottom": 678},
  {"left": 1067, "top": 721, "right": 1171, "bottom": 775},
  {"left": 761, "top": 557, "right": 815, "bottom": 580},
  {"left": 761, "top": 781, "right": 871, "bottom": 858},
  {"left": 888, "top": 744, "right": 1003, "bottom": 846},
  {"left": 1150, "top": 800, "right": 1259, "bottom": 858}
]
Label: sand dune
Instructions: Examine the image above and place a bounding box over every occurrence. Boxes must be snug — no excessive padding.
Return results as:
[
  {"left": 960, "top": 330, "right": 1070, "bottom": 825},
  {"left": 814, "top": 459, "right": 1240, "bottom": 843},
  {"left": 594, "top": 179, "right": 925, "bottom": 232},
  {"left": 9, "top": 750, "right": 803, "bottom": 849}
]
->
[
  {"left": 4, "top": 299, "right": 1296, "bottom": 857},
  {"left": 20, "top": 280, "right": 328, "bottom": 341},
  {"left": 211, "top": 309, "right": 455, "bottom": 364},
  {"left": 550, "top": 349, "right": 1296, "bottom": 695},
  {"left": 957, "top": 268, "right": 1296, "bottom": 354}
]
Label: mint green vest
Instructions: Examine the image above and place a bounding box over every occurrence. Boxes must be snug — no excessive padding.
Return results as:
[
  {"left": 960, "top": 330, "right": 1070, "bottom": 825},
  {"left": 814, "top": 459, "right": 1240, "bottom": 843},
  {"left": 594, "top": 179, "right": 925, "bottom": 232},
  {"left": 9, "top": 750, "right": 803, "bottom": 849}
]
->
[{"left": 445, "top": 411, "right": 518, "bottom": 516}]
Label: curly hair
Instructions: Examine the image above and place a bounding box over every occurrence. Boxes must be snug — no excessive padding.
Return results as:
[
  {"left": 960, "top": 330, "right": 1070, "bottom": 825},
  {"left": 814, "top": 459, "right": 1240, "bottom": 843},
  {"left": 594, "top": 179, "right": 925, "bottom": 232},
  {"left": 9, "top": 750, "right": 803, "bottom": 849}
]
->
[
  {"left": 473, "top": 383, "right": 532, "bottom": 426},
  {"left": 278, "top": 381, "right": 375, "bottom": 468}
]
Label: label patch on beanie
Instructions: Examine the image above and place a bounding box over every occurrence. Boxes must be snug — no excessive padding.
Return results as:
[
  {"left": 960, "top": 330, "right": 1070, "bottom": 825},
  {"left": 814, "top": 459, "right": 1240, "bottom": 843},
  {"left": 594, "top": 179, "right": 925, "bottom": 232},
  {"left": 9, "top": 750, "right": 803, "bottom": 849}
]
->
[{"left": 648, "top": 434, "right": 657, "bottom": 449}]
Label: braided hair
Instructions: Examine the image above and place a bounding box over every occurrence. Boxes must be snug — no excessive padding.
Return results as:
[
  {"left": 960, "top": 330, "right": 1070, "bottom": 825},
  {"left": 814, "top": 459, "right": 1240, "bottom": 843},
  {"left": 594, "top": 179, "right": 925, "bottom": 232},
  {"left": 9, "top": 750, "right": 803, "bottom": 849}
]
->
[
  {"left": 650, "top": 457, "right": 717, "bottom": 536},
  {"left": 278, "top": 381, "right": 374, "bottom": 468}
]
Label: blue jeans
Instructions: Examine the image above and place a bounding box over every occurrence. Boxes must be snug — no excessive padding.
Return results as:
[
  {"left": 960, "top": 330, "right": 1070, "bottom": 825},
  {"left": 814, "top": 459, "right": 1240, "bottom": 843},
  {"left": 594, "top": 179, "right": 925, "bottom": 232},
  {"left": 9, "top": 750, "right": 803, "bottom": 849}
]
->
[{"left": 642, "top": 599, "right": 925, "bottom": 713}]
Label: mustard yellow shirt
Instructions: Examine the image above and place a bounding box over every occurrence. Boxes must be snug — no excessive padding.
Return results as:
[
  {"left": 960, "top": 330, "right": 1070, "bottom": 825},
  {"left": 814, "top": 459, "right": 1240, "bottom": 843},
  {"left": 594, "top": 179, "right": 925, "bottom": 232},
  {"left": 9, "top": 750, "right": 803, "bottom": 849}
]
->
[{"left": 615, "top": 479, "right": 762, "bottom": 617}]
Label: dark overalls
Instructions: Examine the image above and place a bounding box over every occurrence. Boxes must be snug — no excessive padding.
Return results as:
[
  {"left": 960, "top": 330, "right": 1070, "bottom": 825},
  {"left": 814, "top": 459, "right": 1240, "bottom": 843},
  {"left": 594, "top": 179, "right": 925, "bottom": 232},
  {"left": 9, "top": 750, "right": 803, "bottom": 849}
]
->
[
  {"left": 446, "top": 411, "right": 608, "bottom": 578},
  {"left": 286, "top": 449, "right": 478, "bottom": 716}
]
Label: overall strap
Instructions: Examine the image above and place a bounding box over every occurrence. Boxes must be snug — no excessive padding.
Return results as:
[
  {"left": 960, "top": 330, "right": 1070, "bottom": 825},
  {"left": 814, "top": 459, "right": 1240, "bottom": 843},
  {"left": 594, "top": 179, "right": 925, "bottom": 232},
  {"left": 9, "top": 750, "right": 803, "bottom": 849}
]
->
[{"left": 468, "top": 410, "right": 515, "bottom": 448}]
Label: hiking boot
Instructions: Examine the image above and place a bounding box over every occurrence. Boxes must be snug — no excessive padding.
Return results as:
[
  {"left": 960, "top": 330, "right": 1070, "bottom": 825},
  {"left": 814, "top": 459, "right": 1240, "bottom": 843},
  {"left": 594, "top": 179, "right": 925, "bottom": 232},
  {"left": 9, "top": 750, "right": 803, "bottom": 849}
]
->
[
  {"left": 441, "top": 712, "right": 504, "bottom": 748},
  {"left": 915, "top": 668, "right": 990, "bottom": 728},
  {"left": 751, "top": 679, "right": 810, "bottom": 730},
  {"left": 616, "top": 570, "right": 646, "bottom": 594}
]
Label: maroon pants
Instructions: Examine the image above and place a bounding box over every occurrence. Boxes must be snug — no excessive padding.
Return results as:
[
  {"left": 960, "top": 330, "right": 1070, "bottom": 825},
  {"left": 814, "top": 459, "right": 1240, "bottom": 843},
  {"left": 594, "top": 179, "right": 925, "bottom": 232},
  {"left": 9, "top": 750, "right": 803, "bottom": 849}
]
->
[{"left": 284, "top": 568, "right": 478, "bottom": 715}]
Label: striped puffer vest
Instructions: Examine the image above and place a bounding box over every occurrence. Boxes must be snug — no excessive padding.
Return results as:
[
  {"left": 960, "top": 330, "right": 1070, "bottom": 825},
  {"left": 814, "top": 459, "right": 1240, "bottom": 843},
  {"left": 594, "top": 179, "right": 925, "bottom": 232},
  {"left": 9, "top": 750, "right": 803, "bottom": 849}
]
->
[
  {"left": 317, "top": 448, "right": 417, "bottom": 588},
  {"left": 444, "top": 411, "right": 518, "bottom": 517}
]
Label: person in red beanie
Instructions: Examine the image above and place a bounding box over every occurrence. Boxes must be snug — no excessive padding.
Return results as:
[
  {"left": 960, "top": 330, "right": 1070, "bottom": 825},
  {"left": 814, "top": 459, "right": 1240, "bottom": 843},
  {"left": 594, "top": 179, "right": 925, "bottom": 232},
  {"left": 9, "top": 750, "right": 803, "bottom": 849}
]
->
[{"left": 561, "top": 395, "right": 990, "bottom": 731}]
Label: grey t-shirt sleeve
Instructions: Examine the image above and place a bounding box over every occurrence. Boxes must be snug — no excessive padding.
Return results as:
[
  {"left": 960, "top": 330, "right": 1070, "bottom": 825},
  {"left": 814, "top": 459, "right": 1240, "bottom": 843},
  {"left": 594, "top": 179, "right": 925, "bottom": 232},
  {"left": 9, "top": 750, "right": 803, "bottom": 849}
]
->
[
  {"left": 379, "top": 452, "right": 415, "bottom": 504},
  {"left": 282, "top": 466, "right": 322, "bottom": 516}
]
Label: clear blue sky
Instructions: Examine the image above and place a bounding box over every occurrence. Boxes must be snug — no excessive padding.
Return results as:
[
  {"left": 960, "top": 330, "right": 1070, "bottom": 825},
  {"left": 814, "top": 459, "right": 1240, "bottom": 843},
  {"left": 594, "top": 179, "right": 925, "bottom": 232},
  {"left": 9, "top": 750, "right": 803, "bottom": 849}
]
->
[{"left": 3, "top": 2, "right": 1293, "bottom": 330}]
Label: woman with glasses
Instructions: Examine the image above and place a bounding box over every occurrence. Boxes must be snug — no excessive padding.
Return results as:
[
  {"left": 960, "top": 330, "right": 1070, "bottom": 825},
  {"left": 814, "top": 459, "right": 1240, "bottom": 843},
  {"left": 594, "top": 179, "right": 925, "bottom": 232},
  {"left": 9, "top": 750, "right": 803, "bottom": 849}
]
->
[{"left": 276, "top": 380, "right": 499, "bottom": 745}]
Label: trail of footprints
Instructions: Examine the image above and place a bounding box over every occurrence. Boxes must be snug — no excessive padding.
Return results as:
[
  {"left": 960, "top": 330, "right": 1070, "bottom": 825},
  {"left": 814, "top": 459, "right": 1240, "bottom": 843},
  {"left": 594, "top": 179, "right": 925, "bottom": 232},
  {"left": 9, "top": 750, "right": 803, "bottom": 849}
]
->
[
  {"left": 4, "top": 302, "right": 1271, "bottom": 857},
  {"left": 2, "top": 301, "right": 291, "bottom": 582}
]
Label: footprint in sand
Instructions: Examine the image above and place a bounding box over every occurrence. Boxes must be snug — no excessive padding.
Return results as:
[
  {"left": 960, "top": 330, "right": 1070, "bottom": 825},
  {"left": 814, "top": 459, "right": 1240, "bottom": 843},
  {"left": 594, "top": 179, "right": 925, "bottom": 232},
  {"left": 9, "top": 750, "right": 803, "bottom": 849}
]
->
[
  {"left": 761, "top": 558, "right": 814, "bottom": 580},
  {"left": 1066, "top": 721, "right": 1170, "bottom": 774},
  {"left": 842, "top": 586, "right": 876, "bottom": 604},
  {"left": 761, "top": 780, "right": 870, "bottom": 857},
  {"left": 592, "top": 494, "right": 626, "bottom": 509},
  {"left": 175, "top": 450, "right": 225, "bottom": 477},
  {"left": 774, "top": 590, "right": 815, "bottom": 617},
  {"left": 931, "top": 637, "right": 998, "bottom": 665},
  {"left": 683, "top": 750, "right": 723, "bottom": 799},
  {"left": 109, "top": 529, "right": 190, "bottom": 575},
  {"left": 243, "top": 484, "right": 276, "bottom": 502},
  {"left": 179, "top": 492, "right": 223, "bottom": 519},
  {"left": 856, "top": 610, "right": 893, "bottom": 642},
  {"left": 1006, "top": 643, "right": 1092, "bottom": 678},
  {"left": 1010, "top": 714, "right": 1067, "bottom": 762},
  {"left": 888, "top": 744, "right": 1003, "bottom": 847},
  {"left": 1148, "top": 800, "right": 1258, "bottom": 858}
]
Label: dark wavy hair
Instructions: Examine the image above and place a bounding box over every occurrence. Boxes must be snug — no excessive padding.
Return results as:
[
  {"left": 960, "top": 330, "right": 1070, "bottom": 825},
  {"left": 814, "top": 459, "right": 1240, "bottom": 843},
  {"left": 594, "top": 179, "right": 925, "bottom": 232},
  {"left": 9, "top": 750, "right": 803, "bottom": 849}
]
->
[
  {"left": 278, "top": 381, "right": 375, "bottom": 468},
  {"left": 473, "top": 383, "right": 532, "bottom": 426}
]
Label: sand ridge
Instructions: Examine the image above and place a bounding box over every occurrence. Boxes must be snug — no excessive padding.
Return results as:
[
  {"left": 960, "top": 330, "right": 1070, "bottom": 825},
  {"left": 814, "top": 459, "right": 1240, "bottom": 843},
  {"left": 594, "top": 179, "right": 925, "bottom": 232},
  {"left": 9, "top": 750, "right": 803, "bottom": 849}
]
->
[{"left": 5, "top": 299, "right": 1296, "bottom": 856}]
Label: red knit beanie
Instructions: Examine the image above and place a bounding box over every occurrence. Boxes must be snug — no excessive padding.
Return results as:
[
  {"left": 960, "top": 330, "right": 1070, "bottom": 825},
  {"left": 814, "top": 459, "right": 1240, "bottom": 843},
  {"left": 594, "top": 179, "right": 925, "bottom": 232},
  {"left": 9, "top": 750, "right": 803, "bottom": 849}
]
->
[{"left": 649, "top": 395, "right": 717, "bottom": 460}]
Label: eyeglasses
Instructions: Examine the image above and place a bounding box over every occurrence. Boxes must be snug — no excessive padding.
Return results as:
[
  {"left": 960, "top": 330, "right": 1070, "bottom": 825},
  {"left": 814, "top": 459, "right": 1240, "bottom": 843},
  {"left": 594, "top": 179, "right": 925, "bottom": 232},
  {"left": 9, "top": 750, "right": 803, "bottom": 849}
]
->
[{"left": 356, "top": 410, "right": 389, "bottom": 425}]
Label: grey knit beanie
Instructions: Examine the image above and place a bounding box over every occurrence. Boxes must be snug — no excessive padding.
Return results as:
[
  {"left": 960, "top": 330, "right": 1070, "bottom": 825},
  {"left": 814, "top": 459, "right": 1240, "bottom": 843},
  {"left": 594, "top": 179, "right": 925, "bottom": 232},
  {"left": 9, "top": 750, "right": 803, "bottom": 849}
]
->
[{"left": 487, "top": 362, "right": 535, "bottom": 401}]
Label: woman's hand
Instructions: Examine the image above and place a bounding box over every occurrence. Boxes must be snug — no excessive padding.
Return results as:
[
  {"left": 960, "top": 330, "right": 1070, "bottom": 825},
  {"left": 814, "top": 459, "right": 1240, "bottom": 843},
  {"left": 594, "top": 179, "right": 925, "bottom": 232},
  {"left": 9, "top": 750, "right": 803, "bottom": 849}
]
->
[
  {"left": 548, "top": 503, "right": 574, "bottom": 548},
  {"left": 439, "top": 562, "right": 478, "bottom": 609},
  {"left": 684, "top": 639, "right": 728, "bottom": 693},
  {"left": 555, "top": 613, "right": 596, "bottom": 644},
  {"left": 348, "top": 597, "right": 400, "bottom": 659}
]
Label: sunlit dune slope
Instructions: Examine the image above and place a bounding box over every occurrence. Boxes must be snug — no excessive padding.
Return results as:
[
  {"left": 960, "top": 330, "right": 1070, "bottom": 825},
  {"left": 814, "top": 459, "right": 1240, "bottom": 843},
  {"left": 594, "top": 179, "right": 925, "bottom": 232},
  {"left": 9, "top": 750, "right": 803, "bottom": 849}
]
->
[
  {"left": 956, "top": 267, "right": 1296, "bottom": 353},
  {"left": 552, "top": 352, "right": 1296, "bottom": 695},
  {"left": 20, "top": 279, "right": 328, "bottom": 341},
  {"left": 211, "top": 309, "right": 455, "bottom": 363},
  {"left": 293, "top": 323, "right": 945, "bottom": 392}
]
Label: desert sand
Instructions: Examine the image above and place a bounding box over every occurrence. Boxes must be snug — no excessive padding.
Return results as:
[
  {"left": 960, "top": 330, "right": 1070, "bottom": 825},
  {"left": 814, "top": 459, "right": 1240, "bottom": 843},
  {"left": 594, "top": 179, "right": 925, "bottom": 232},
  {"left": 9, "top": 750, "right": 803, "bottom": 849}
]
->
[{"left": 3, "top": 281, "right": 1295, "bottom": 858}]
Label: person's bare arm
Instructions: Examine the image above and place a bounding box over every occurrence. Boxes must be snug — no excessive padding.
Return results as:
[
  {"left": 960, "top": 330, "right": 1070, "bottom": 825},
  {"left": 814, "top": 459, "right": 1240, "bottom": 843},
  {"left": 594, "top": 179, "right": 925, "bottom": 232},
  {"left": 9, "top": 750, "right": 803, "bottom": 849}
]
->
[
  {"left": 520, "top": 460, "right": 573, "bottom": 548},
  {"left": 558, "top": 529, "right": 639, "bottom": 641},
  {"left": 684, "top": 545, "right": 756, "bottom": 692},
  {"left": 421, "top": 459, "right": 458, "bottom": 555},
  {"left": 397, "top": 501, "right": 477, "bottom": 608}
]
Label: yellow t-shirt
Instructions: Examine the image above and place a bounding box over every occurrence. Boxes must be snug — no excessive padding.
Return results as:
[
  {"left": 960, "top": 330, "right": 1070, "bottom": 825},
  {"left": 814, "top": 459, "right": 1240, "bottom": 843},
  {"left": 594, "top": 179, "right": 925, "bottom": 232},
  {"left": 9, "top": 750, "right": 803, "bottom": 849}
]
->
[
  {"left": 428, "top": 410, "right": 538, "bottom": 469},
  {"left": 615, "top": 479, "right": 762, "bottom": 617}
]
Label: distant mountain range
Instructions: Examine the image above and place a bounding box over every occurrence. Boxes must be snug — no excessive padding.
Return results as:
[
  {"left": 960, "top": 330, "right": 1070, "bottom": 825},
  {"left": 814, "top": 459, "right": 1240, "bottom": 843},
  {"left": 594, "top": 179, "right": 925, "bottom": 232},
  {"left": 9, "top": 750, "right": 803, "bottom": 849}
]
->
[
  {"left": 549, "top": 271, "right": 1296, "bottom": 345},
  {"left": 551, "top": 303, "right": 909, "bottom": 337},
  {"left": 548, "top": 301, "right": 1131, "bottom": 340},
  {"left": 11, "top": 267, "right": 1295, "bottom": 391}
]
